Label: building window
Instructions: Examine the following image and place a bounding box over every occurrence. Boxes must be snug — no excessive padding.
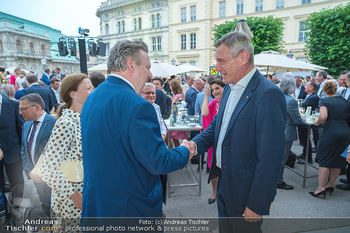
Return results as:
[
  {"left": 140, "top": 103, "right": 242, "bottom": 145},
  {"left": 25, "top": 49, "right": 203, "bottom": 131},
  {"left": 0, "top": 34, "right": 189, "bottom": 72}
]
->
[
  {"left": 118, "top": 21, "right": 121, "bottom": 33},
  {"left": 134, "top": 18, "right": 137, "bottom": 31},
  {"left": 152, "top": 37, "right": 162, "bottom": 51},
  {"left": 16, "top": 40, "right": 22, "bottom": 53},
  {"left": 152, "top": 15, "right": 155, "bottom": 28},
  {"left": 190, "top": 33, "right": 196, "bottom": 49},
  {"left": 302, "top": 0, "right": 311, "bottom": 4},
  {"left": 29, "top": 42, "right": 34, "bottom": 54},
  {"left": 181, "top": 7, "right": 186, "bottom": 22},
  {"left": 237, "top": 0, "right": 244, "bottom": 15},
  {"left": 122, "top": 21, "right": 125, "bottom": 32},
  {"left": 0, "top": 40, "right": 3, "bottom": 52},
  {"left": 219, "top": 1, "right": 226, "bottom": 18},
  {"left": 105, "top": 24, "right": 109, "bottom": 35},
  {"left": 157, "top": 14, "right": 161, "bottom": 27},
  {"left": 138, "top": 17, "right": 142, "bottom": 30},
  {"left": 276, "top": 0, "right": 284, "bottom": 8},
  {"left": 297, "top": 57, "right": 307, "bottom": 62},
  {"left": 190, "top": 6, "right": 196, "bottom": 21},
  {"left": 41, "top": 44, "right": 45, "bottom": 55},
  {"left": 181, "top": 35, "right": 186, "bottom": 50},
  {"left": 255, "top": 0, "right": 263, "bottom": 12},
  {"left": 299, "top": 22, "right": 309, "bottom": 42}
]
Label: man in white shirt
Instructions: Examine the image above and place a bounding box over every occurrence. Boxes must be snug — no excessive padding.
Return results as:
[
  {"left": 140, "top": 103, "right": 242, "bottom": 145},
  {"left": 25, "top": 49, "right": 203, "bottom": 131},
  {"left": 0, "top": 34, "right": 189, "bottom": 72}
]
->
[
  {"left": 338, "top": 71, "right": 348, "bottom": 96},
  {"left": 49, "top": 77, "right": 61, "bottom": 112},
  {"left": 182, "top": 76, "right": 194, "bottom": 99},
  {"left": 190, "top": 32, "right": 285, "bottom": 233}
]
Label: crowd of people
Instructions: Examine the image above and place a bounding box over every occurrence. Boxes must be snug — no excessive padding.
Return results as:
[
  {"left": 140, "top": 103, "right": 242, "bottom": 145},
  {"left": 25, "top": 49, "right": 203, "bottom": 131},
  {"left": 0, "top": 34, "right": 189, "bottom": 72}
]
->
[{"left": 0, "top": 31, "right": 349, "bottom": 233}]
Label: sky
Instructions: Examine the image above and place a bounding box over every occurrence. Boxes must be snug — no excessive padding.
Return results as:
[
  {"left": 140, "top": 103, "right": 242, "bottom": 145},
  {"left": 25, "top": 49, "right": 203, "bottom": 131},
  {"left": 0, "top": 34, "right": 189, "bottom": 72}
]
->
[{"left": 1, "top": 0, "right": 103, "bottom": 37}]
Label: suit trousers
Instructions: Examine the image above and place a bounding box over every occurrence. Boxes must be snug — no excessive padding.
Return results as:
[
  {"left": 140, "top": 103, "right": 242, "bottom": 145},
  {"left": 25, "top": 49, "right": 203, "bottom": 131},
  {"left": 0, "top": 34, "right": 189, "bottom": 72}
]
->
[
  {"left": 0, "top": 159, "right": 24, "bottom": 207},
  {"left": 299, "top": 127, "right": 313, "bottom": 161},
  {"left": 277, "top": 141, "right": 293, "bottom": 185},
  {"left": 34, "top": 182, "right": 51, "bottom": 210},
  {"left": 217, "top": 173, "right": 262, "bottom": 233}
]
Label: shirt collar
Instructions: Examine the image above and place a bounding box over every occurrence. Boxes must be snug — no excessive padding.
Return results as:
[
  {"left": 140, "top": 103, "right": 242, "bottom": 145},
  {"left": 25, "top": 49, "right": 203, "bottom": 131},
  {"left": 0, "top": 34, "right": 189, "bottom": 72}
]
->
[
  {"left": 30, "top": 83, "right": 40, "bottom": 87},
  {"left": 229, "top": 67, "right": 257, "bottom": 90},
  {"left": 109, "top": 73, "right": 135, "bottom": 90},
  {"left": 36, "top": 112, "right": 46, "bottom": 123}
]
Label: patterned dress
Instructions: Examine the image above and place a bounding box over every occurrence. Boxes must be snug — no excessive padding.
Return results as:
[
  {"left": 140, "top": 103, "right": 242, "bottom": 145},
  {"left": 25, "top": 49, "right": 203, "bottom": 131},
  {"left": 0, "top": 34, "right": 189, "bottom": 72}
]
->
[{"left": 41, "top": 108, "right": 83, "bottom": 232}]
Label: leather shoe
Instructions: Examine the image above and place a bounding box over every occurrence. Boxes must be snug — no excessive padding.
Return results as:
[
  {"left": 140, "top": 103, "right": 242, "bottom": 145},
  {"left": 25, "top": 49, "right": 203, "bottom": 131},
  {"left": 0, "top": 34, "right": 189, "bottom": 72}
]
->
[
  {"left": 336, "top": 183, "right": 350, "bottom": 191},
  {"left": 208, "top": 197, "right": 216, "bottom": 204},
  {"left": 340, "top": 178, "right": 348, "bottom": 184},
  {"left": 297, "top": 160, "right": 313, "bottom": 165},
  {"left": 297, "top": 154, "right": 305, "bottom": 159},
  {"left": 277, "top": 182, "right": 294, "bottom": 190}
]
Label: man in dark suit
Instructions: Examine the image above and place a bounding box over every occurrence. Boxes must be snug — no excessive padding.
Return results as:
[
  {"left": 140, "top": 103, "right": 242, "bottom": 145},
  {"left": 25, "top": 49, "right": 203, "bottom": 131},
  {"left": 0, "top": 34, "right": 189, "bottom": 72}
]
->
[
  {"left": 0, "top": 94, "right": 25, "bottom": 210},
  {"left": 19, "top": 94, "right": 55, "bottom": 209},
  {"left": 23, "top": 73, "right": 54, "bottom": 114},
  {"left": 185, "top": 79, "right": 205, "bottom": 115},
  {"left": 155, "top": 88, "right": 171, "bottom": 119},
  {"left": 295, "top": 75, "right": 307, "bottom": 99},
  {"left": 49, "top": 77, "right": 61, "bottom": 112},
  {"left": 80, "top": 40, "right": 195, "bottom": 226},
  {"left": 297, "top": 81, "right": 319, "bottom": 164},
  {"left": 55, "top": 67, "right": 66, "bottom": 81},
  {"left": 41, "top": 69, "right": 51, "bottom": 87},
  {"left": 190, "top": 32, "right": 286, "bottom": 233}
]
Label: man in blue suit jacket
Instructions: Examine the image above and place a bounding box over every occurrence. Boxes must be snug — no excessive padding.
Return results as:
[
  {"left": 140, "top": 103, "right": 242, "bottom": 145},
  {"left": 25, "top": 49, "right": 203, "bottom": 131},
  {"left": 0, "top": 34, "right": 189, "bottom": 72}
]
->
[
  {"left": 41, "top": 69, "right": 51, "bottom": 87},
  {"left": 19, "top": 94, "right": 55, "bottom": 208},
  {"left": 23, "top": 73, "right": 54, "bottom": 114},
  {"left": 0, "top": 94, "right": 25, "bottom": 210},
  {"left": 190, "top": 32, "right": 286, "bottom": 233},
  {"left": 80, "top": 40, "right": 194, "bottom": 226}
]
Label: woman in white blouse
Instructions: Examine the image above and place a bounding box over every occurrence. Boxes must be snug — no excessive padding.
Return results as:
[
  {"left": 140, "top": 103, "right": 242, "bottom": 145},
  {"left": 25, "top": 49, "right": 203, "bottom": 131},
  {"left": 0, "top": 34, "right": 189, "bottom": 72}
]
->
[{"left": 41, "top": 73, "right": 93, "bottom": 231}]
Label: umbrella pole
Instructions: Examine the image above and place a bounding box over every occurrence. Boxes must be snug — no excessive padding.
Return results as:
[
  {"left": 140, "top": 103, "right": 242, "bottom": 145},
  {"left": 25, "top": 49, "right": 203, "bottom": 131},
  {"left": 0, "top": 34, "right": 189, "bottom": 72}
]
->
[{"left": 267, "top": 66, "right": 269, "bottom": 76}]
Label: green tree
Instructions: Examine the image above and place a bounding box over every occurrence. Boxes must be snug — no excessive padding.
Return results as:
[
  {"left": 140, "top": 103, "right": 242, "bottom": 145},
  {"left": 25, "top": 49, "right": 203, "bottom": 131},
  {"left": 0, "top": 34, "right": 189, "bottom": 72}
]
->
[
  {"left": 305, "top": 3, "right": 350, "bottom": 76},
  {"left": 213, "top": 16, "right": 284, "bottom": 55}
]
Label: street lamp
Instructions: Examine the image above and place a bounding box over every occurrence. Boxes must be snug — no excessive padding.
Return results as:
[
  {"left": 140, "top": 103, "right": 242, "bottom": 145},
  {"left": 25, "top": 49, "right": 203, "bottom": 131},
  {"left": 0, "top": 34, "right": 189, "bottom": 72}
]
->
[
  {"left": 286, "top": 50, "right": 294, "bottom": 59},
  {"left": 171, "top": 58, "right": 176, "bottom": 65}
]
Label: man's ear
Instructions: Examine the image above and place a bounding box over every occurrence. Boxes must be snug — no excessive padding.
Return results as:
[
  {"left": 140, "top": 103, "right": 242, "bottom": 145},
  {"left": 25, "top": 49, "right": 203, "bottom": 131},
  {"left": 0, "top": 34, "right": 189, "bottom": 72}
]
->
[
  {"left": 240, "top": 50, "right": 250, "bottom": 65},
  {"left": 127, "top": 58, "right": 135, "bottom": 72}
]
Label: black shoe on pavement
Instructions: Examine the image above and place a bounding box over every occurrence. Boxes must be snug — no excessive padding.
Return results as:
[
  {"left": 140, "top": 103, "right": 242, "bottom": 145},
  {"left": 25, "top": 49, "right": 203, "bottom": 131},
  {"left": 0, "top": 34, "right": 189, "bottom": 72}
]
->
[
  {"left": 336, "top": 183, "right": 350, "bottom": 191},
  {"left": 340, "top": 178, "right": 348, "bottom": 184},
  {"left": 297, "top": 160, "right": 313, "bottom": 165},
  {"left": 277, "top": 182, "right": 294, "bottom": 190},
  {"left": 297, "top": 154, "right": 305, "bottom": 160}
]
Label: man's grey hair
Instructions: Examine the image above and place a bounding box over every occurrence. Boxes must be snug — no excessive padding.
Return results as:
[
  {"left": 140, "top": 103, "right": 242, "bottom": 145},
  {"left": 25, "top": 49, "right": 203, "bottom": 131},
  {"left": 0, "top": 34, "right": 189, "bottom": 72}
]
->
[
  {"left": 213, "top": 31, "right": 254, "bottom": 64},
  {"left": 283, "top": 72, "right": 293, "bottom": 79},
  {"left": 21, "top": 81, "right": 29, "bottom": 88},
  {"left": 26, "top": 73, "right": 38, "bottom": 84},
  {"left": 144, "top": 83, "right": 156, "bottom": 90},
  {"left": 50, "top": 77, "right": 60, "bottom": 84},
  {"left": 107, "top": 40, "right": 148, "bottom": 74},
  {"left": 294, "top": 75, "right": 302, "bottom": 81},
  {"left": 20, "top": 93, "right": 45, "bottom": 110},
  {"left": 280, "top": 76, "right": 296, "bottom": 94}
]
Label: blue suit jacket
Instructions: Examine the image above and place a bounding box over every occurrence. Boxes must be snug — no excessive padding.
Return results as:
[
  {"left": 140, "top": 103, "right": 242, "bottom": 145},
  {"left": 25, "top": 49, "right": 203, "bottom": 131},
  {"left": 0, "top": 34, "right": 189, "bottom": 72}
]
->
[
  {"left": 80, "top": 75, "right": 189, "bottom": 219},
  {"left": 41, "top": 73, "right": 50, "bottom": 87},
  {"left": 192, "top": 70, "right": 286, "bottom": 215},
  {"left": 0, "top": 97, "right": 24, "bottom": 164},
  {"left": 23, "top": 84, "right": 54, "bottom": 114},
  {"left": 185, "top": 87, "right": 199, "bottom": 115},
  {"left": 298, "top": 85, "right": 307, "bottom": 99},
  {"left": 21, "top": 114, "right": 56, "bottom": 177},
  {"left": 301, "top": 92, "right": 319, "bottom": 111},
  {"left": 284, "top": 94, "right": 306, "bottom": 141}
]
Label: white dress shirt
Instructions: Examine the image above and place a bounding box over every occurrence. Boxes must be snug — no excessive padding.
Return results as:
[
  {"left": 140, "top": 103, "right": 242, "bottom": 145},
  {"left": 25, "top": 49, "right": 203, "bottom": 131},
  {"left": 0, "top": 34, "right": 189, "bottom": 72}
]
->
[
  {"left": 51, "top": 87, "right": 61, "bottom": 104},
  {"left": 215, "top": 67, "right": 256, "bottom": 168},
  {"left": 152, "top": 103, "right": 167, "bottom": 135},
  {"left": 0, "top": 95, "right": 2, "bottom": 117},
  {"left": 109, "top": 73, "right": 135, "bottom": 90},
  {"left": 28, "top": 112, "right": 46, "bottom": 163},
  {"left": 294, "top": 85, "right": 301, "bottom": 100}
]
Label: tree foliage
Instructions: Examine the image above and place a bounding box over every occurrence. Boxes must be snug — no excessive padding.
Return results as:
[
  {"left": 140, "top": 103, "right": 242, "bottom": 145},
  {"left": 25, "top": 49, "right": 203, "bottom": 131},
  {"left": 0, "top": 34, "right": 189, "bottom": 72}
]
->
[
  {"left": 213, "top": 16, "right": 284, "bottom": 55},
  {"left": 305, "top": 3, "right": 350, "bottom": 76}
]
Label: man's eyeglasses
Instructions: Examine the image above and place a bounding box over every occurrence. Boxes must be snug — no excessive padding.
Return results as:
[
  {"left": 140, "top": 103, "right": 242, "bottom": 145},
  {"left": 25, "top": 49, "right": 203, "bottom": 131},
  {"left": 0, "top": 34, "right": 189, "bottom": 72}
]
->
[
  {"left": 19, "top": 105, "right": 36, "bottom": 111},
  {"left": 142, "top": 92, "right": 156, "bottom": 95}
]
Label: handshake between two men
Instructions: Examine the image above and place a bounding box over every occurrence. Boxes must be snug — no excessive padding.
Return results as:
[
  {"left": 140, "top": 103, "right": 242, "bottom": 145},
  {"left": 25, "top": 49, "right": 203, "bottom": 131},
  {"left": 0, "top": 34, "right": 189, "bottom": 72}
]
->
[{"left": 180, "top": 140, "right": 197, "bottom": 161}]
